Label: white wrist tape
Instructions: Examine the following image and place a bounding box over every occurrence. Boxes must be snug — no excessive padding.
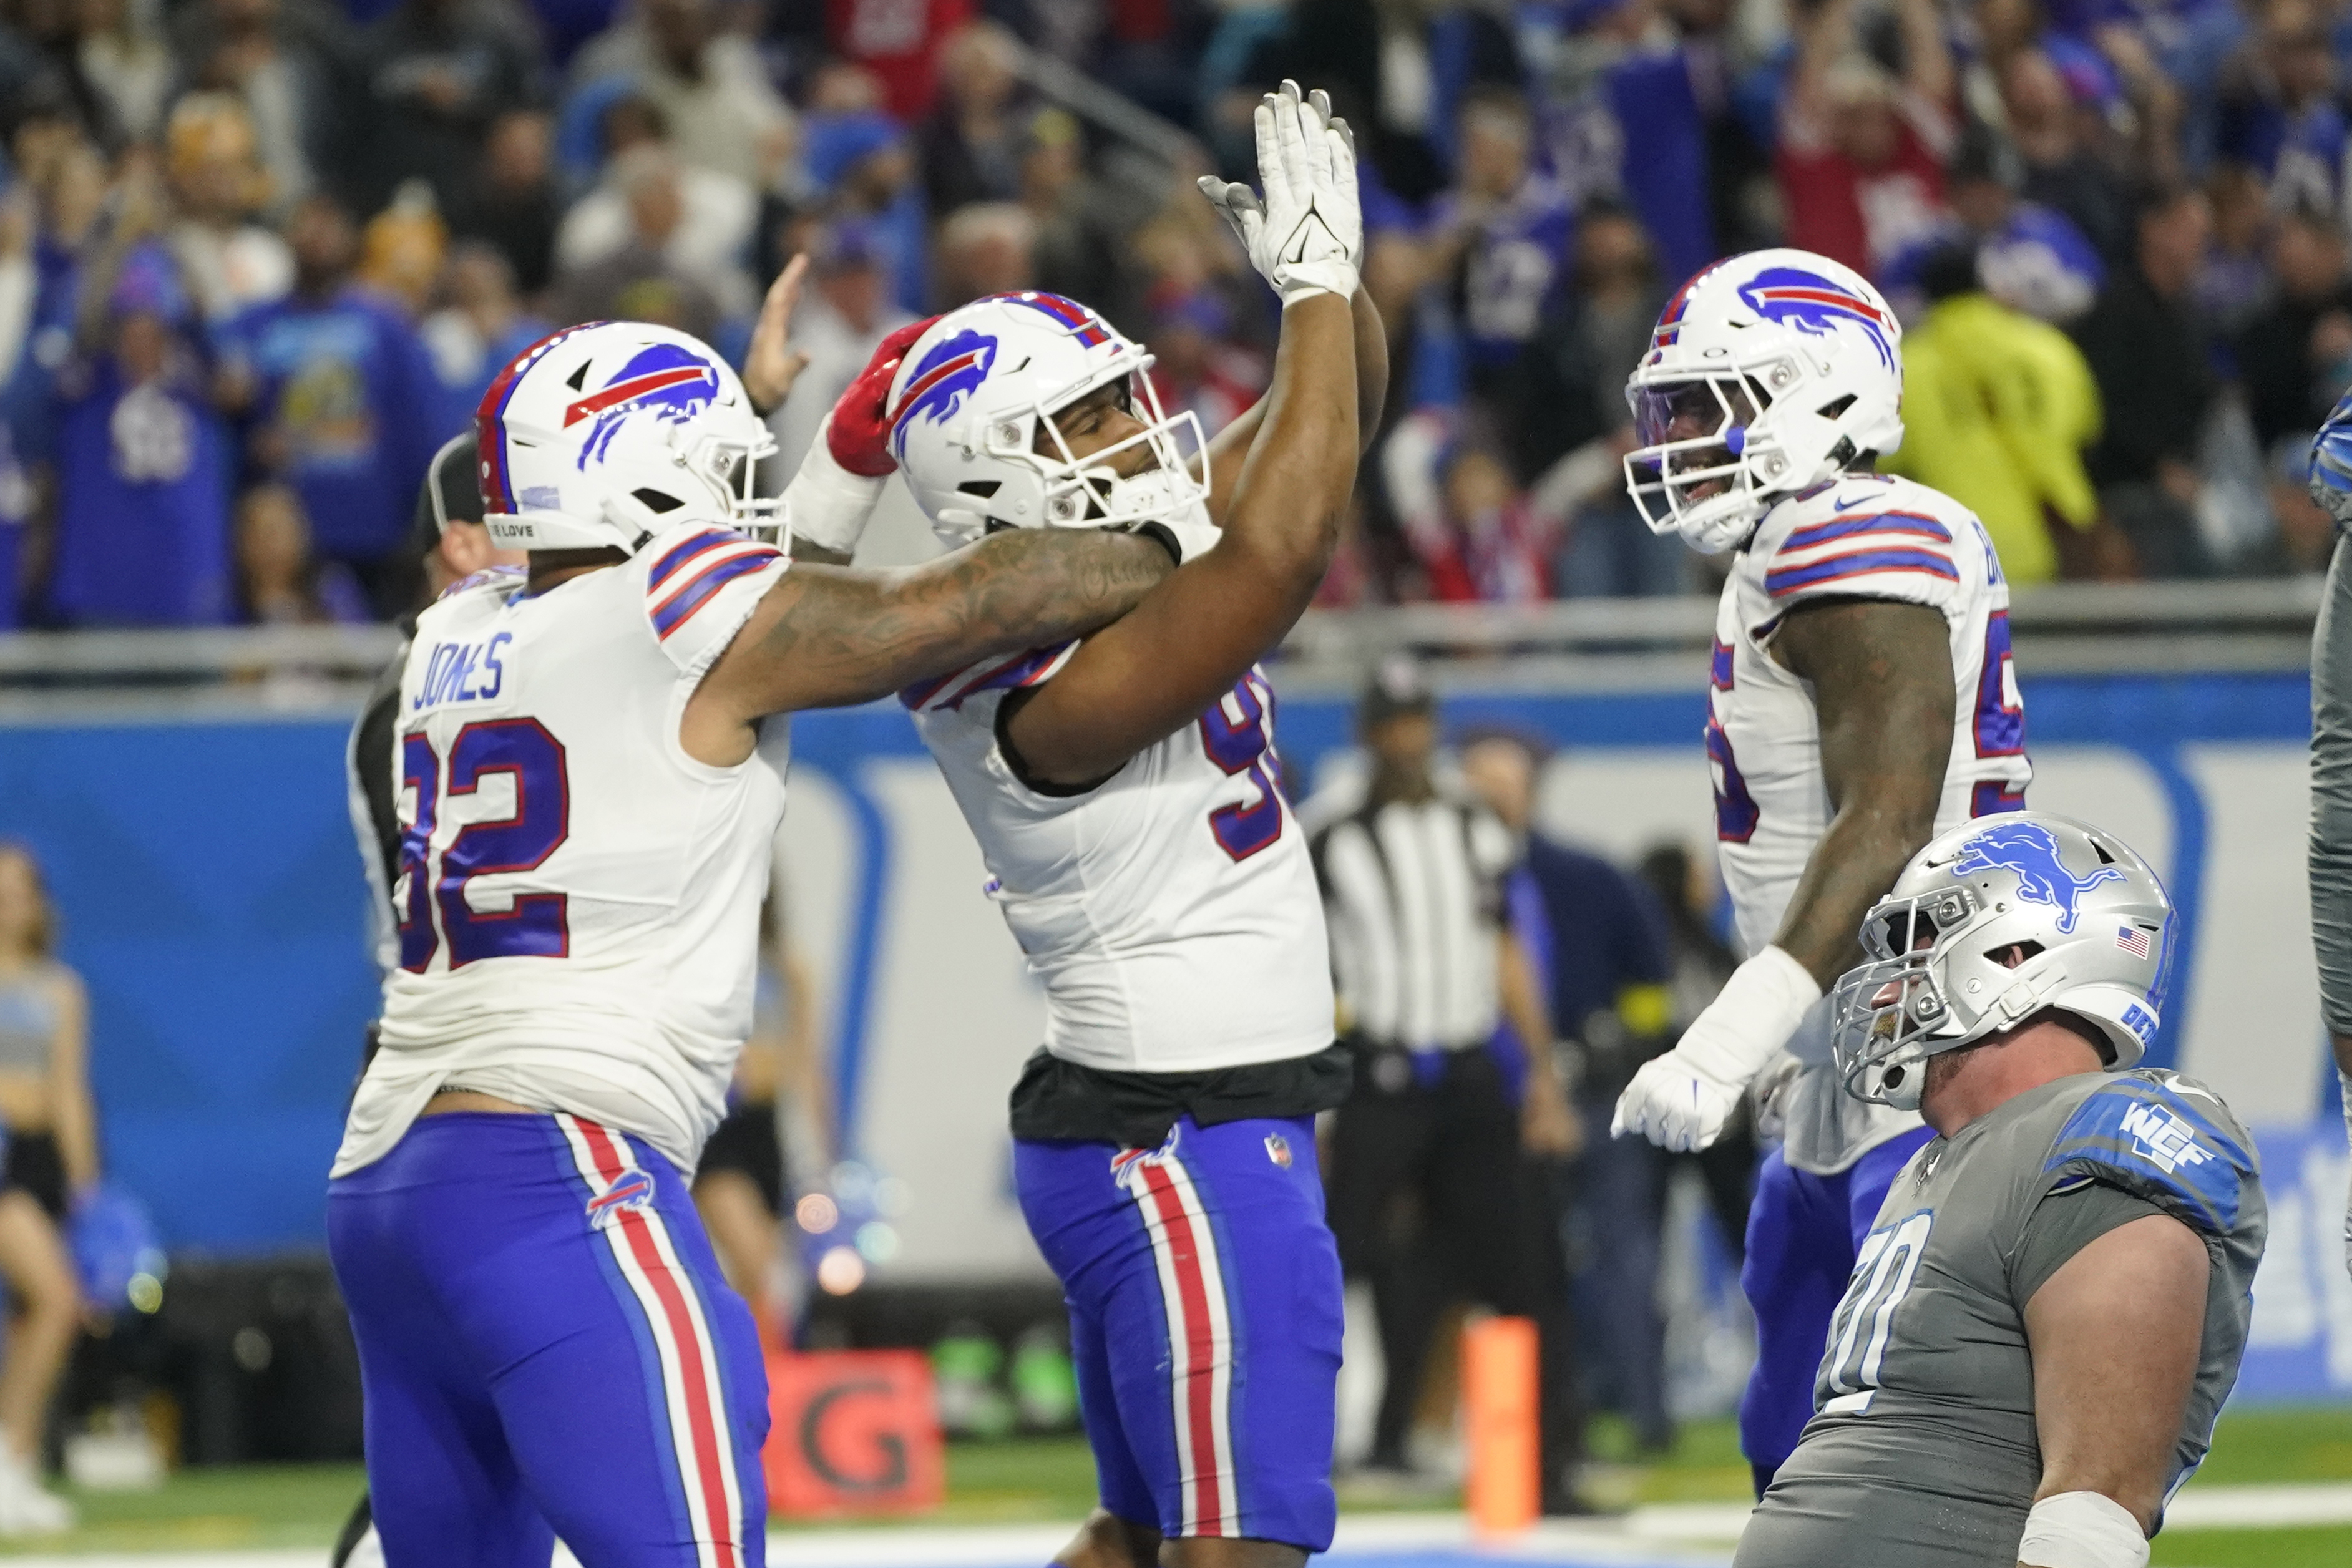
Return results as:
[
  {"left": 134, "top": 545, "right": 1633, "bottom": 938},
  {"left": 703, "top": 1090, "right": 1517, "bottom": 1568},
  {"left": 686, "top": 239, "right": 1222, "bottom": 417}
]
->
[
  {"left": 2018, "top": 1491, "right": 2148, "bottom": 1568},
  {"left": 780, "top": 415, "right": 887, "bottom": 556},
  {"left": 1676, "top": 945, "right": 1821, "bottom": 1088}
]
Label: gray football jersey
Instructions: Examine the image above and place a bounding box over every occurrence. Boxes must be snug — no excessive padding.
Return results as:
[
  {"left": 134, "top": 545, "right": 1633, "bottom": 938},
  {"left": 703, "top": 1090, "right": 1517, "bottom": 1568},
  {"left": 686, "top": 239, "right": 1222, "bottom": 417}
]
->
[{"left": 1735, "top": 1068, "right": 2266, "bottom": 1568}]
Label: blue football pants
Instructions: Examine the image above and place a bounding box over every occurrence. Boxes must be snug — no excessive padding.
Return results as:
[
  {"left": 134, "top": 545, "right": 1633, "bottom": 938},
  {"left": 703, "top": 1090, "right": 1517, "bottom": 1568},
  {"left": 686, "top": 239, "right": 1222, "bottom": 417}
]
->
[{"left": 328, "top": 1111, "right": 769, "bottom": 1568}]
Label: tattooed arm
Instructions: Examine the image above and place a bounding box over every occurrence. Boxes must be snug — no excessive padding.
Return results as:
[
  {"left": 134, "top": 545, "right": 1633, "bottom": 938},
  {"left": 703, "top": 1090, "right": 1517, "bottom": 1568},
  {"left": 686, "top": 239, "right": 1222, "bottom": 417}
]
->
[
  {"left": 681, "top": 529, "right": 1172, "bottom": 766},
  {"left": 1769, "top": 599, "right": 1957, "bottom": 985}
]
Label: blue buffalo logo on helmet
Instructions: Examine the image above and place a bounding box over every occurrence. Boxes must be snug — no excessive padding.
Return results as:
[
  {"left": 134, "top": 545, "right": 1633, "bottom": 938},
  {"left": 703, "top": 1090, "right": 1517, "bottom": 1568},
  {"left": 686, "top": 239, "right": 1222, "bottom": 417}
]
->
[
  {"left": 1950, "top": 820, "right": 2126, "bottom": 935},
  {"left": 890, "top": 329, "right": 1000, "bottom": 460},
  {"left": 1737, "top": 266, "right": 1897, "bottom": 369},
  {"left": 564, "top": 343, "right": 721, "bottom": 466}
]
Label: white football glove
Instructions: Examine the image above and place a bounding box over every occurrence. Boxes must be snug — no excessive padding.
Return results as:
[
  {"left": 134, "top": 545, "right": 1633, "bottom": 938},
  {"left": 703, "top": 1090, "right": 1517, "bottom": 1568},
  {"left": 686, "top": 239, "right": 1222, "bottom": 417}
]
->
[
  {"left": 1612, "top": 946, "right": 1821, "bottom": 1152},
  {"left": 1196, "top": 80, "right": 1360, "bottom": 308}
]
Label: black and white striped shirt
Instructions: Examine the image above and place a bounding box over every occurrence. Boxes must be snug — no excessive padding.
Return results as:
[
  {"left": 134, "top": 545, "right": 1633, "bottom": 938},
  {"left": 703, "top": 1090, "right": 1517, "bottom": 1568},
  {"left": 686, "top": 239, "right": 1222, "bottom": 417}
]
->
[{"left": 1310, "top": 796, "right": 1518, "bottom": 1053}]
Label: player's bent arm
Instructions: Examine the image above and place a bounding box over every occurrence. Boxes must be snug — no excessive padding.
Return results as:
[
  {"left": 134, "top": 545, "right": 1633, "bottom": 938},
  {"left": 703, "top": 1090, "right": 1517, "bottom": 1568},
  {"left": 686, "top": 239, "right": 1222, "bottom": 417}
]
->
[
  {"left": 685, "top": 529, "right": 1173, "bottom": 762},
  {"left": 1005, "top": 291, "right": 1359, "bottom": 785},
  {"left": 1770, "top": 599, "right": 1957, "bottom": 987},
  {"left": 2020, "top": 1212, "right": 2208, "bottom": 1560},
  {"left": 1198, "top": 288, "right": 1385, "bottom": 527}
]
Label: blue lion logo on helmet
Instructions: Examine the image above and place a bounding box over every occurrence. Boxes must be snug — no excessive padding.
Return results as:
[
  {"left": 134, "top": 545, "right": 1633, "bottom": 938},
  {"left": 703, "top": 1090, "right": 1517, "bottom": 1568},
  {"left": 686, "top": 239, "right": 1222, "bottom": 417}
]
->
[
  {"left": 1737, "top": 266, "right": 1896, "bottom": 370},
  {"left": 565, "top": 343, "right": 721, "bottom": 467},
  {"left": 1949, "top": 821, "right": 2125, "bottom": 935},
  {"left": 891, "top": 329, "right": 1000, "bottom": 460},
  {"left": 2308, "top": 384, "right": 2352, "bottom": 530}
]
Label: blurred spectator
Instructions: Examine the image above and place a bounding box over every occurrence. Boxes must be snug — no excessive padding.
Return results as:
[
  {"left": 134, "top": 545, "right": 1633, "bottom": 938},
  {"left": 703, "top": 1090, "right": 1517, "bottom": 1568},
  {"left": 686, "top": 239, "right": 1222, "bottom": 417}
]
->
[
  {"left": 2215, "top": 0, "right": 2346, "bottom": 219},
  {"left": 1386, "top": 431, "right": 1562, "bottom": 603},
  {"left": 761, "top": 218, "right": 914, "bottom": 482},
  {"left": 803, "top": 109, "right": 929, "bottom": 314},
  {"left": 2002, "top": 47, "right": 2134, "bottom": 267},
  {"left": 77, "top": 0, "right": 173, "bottom": 145},
  {"left": 215, "top": 195, "right": 446, "bottom": 611},
  {"left": 421, "top": 240, "right": 548, "bottom": 429},
  {"left": 570, "top": 0, "right": 790, "bottom": 193},
  {"left": 1886, "top": 243, "right": 2104, "bottom": 587},
  {"left": 918, "top": 19, "right": 1032, "bottom": 213},
  {"left": 1427, "top": 90, "right": 1571, "bottom": 401},
  {"left": 358, "top": 181, "right": 449, "bottom": 317},
  {"left": 935, "top": 200, "right": 1033, "bottom": 306},
  {"left": 1458, "top": 731, "right": 1676, "bottom": 1453},
  {"left": 162, "top": 94, "right": 295, "bottom": 324},
  {"left": 1022, "top": 109, "right": 1131, "bottom": 328},
  {"left": 556, "top": 99, "right": 755, "bottom": 315},
  {"left": 1241, "top": 0, "right": 1521, "bottom": 205},
  {"left": 826, "top": 0, "right": 975, "bottom": 122},
  {"left": 447, "top": 109, "right": 562, "bottom": 295},
  {"left": 2197, "top": 163, "right": 2273, "bottom": 343},
  {"left": 1882, "top": 132, "right": 2105, "bottom": 326},
  {"left": 232, "top": 480, "right": 368, "bottom": 623},
  {"left": 363, "top": 0, "right": 543, "bottom": 211},
  {"left": 547, "top": 144, "right": 729, "bottom": 338},
  {"left": 1142, "top": 281, "right": 1263, "bottom": 441},
  {"left": 171, "top": 0, "right": 353, "bottom": 213},
  {"left": 47, "top": 243, "right": 235, "bottom": 628},
  {"left": 2070, "top": 182, "right": 2219, "bottom": 577},
  {"left": 0, "top": 842, "right": 95, "bottom": 1532},
  {"left": 1777, "top": 0, "right": 1954, "bottom": 278},
  {"left": 1508, "top": 205, "right": 1684, "bottom": 597},
  {"left": 2237, "top": 200, "right": 2352, "bottom": 458}
]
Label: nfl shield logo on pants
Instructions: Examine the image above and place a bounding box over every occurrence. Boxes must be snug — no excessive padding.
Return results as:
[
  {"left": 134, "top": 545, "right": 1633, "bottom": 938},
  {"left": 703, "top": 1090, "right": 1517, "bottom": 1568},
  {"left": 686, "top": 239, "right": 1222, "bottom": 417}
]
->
[{"left": 1264, "top": 1134, "right": 1292, "bottom": 1169}]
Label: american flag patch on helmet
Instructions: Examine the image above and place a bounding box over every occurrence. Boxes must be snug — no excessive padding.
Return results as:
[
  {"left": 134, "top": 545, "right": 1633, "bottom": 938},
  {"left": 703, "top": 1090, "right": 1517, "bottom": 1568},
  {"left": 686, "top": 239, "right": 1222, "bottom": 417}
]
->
[{"left": 2115, "top": 925, "right": 2152, "bottom": 959}]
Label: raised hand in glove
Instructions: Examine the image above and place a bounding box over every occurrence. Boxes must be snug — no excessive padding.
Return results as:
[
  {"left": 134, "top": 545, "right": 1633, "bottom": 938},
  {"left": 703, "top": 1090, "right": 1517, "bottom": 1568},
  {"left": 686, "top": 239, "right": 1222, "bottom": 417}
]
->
[
  {"left": 1196, "top": 80, "right": 1360, "bottom": 307},
  {"left": 783, "top": 314, "right": 938, "bottom": 559}
]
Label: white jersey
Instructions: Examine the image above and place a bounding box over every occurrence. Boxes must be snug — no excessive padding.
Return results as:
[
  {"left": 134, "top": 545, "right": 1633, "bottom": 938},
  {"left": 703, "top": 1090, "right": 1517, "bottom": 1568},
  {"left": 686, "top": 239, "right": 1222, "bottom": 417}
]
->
[
  {"left": 1710, "top": 472, "right": 2031, "bottom": 1172},
  {"left": 906, "top": 654, "right": 1334, "bottom": 1075},
  {"left": 334, "top": 523, "right": 793, "bottom": 1178}
]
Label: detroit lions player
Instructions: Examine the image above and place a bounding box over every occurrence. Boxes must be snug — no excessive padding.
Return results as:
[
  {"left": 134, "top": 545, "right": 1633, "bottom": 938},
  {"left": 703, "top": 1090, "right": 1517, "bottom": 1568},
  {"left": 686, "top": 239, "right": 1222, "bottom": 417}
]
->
[
  {"left": 791, "top": 84, "right": 1375, "bottom": 1568},
  {"left": 1608, "top": 248, "right": 2034, "bottom": 1491},
  {"left": 325, "top": 295, "right": 1178, "bottom": 1566},
  {"left": 1738, "top": 812, "right": 2263, "bottom": 1568},
  {"left": 2305, "top": 383, "right": 2352, "bottom": 1285}
]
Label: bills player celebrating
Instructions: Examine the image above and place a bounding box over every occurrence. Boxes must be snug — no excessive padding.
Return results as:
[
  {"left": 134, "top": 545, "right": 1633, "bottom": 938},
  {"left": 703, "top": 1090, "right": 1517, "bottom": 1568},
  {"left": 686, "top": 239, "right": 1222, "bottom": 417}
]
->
[
  {"left": 1607, "top": 249, "right": 2033, "bottom": 1492},
  {"left": 326, "top": 299, "right": 1176, "bottom": 1566},
  {"left": 797, "top": 85, "right": 1375, "bottom": 1568}
]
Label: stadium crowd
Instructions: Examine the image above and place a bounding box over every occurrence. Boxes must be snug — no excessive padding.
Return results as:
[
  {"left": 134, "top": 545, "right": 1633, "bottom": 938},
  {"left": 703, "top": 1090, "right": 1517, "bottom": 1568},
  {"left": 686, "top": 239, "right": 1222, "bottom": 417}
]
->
[{"left": 0, "top": 0, "right": 2340, "bottom": 622}]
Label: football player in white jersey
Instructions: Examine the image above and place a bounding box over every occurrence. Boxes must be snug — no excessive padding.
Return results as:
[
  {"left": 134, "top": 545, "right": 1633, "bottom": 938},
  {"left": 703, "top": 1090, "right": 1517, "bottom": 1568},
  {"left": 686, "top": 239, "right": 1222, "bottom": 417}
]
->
[
  {"left": 789, "top": 85, "right": 1373, "bottom": 1568},
  {"left": 1604, "top": 249, "right": 2034, "bottom": 1493},
  {"left": 324, "top": 290, "right": 1184, "bottom": 1566}
]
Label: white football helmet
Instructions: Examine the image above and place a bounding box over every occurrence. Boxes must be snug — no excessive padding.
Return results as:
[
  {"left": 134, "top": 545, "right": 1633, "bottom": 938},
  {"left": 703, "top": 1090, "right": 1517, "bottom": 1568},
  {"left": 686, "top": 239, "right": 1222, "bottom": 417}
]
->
[
  {"left": 886, "top": 291, "right": 1209, "bottom": 548},
  {"left": 1624, "top": 248, "right": 1906, "bottom": 553},
  {"left": 1830, "top": 812, "right": 2175, "bottom": 1111},
  {"left": 476, "top": 320, "right": 778, "bottom": 552}
]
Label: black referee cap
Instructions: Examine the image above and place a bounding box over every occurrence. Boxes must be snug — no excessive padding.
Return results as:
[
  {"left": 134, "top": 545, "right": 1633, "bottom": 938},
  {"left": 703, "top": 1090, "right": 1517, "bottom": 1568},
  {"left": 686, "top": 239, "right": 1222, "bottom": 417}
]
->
[{"left": 1359, "top": 655, "right": 1434, "bottom": 726}]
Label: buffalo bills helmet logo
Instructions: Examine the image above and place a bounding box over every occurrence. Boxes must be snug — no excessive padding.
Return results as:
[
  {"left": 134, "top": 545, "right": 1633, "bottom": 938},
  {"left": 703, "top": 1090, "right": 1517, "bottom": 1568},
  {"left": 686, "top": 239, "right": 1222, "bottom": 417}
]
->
[
  {"left": 1949, "top": 821, "right": 2125, "bottom": 935},
  {"left": 585, "top": 1169, "right": 655, "bottom": 1231},
  {"left": 1737, "top": 267, "right": 1896, "bottom": 369},
  {"left": 891, "top": 329, "right": 999, "bottom": 460},
  {"left": 564, "top": 343, "right": 721, "bottom": 467}
]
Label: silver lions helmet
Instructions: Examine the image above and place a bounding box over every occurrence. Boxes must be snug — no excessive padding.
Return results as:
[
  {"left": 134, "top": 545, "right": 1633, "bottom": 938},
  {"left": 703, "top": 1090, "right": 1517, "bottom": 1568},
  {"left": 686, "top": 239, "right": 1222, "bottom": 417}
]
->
[{"left": 1829, "top": 812, "right": 2175, "bottom": 1111}]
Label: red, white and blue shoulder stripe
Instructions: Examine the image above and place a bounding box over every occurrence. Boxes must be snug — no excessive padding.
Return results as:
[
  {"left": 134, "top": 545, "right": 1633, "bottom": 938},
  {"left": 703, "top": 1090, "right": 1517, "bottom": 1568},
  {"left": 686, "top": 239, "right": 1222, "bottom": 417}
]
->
[
  {"left": 641, "top": 527, "right": 785, "bottom": 646},
  {"left": 1760, "top": 484, "right": 1963, "bottom": 602},
  {"left": 899, "top": 641, "right": 1080, "bottom": 714}
]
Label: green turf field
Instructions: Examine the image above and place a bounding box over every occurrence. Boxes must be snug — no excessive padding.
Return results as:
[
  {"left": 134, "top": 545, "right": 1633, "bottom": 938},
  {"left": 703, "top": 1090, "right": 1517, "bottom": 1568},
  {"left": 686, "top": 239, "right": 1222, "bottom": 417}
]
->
[{"left": 1, "top": 1406, "right": 2346, "bottom": 1556}]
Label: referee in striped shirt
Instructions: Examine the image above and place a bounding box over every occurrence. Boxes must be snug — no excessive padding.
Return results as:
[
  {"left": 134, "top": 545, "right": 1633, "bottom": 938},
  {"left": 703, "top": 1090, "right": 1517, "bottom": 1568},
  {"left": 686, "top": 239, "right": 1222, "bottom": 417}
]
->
[{"left": 1312, "top": 659, "right": 1584, "bottom": 1507}]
